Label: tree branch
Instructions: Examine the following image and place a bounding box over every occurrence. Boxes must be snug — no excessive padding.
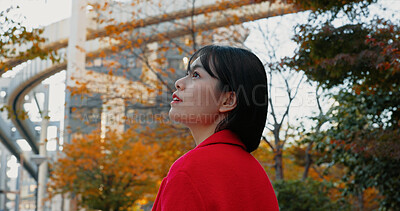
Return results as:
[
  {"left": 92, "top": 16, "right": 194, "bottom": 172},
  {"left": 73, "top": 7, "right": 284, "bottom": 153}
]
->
[{"left": 262, "top": 136, "right": 275, "bottom": 151}]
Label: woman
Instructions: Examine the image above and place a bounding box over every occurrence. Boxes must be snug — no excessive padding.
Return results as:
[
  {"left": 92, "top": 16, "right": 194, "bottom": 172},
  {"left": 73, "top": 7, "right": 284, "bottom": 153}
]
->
[{"left": 152, "top": 45, "right": 279, "bottom": 210}]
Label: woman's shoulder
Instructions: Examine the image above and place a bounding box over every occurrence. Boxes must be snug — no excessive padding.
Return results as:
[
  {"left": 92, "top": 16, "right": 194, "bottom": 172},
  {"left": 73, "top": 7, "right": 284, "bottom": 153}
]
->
[{"left": 171, "top": 143, "right": 260, "bottom": 176}]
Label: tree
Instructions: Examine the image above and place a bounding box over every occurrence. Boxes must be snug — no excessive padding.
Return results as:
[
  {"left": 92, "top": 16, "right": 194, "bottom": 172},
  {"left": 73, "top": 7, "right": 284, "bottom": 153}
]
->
[
  {"left": 273, "top": 179, "right": 350, "bottom": 211},
  {"left": 246, "top": 14, "right": 306, "bottom": 181},
  {"left": 48, "top": 128, "right": 161, "bottom": 210},
  {"left": 240, "top": 0, "right": 376, "bottom": 182},
  {"left": 299, "top": 85, "right": 329, "bottom": 180},
  {"left": 0, "top": 6, "right": 60, "bottom": 122},
  {"left": 290, "top": 11, "right": 400, "bottom": 210},
  {"left": 0, "top": 6, "right": 58, "bottom": 73}
]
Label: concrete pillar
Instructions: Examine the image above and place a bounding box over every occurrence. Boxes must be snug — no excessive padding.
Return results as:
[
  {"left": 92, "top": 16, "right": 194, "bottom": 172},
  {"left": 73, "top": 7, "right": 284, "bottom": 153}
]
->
[
  {"left": 66, "top": 0, "right": 87, "bottom": 86},
  {"left": 64, "top": 0, "right": 87, "bottom": 144},
  {"left": 0, "top": 145, "right": 8, "bottom": 210},
  {"left": 37, "top": 85, "right": 49, "bottom": 211},
  {"left": 64, "top": 0, "right": 87, "bottom": 210}
]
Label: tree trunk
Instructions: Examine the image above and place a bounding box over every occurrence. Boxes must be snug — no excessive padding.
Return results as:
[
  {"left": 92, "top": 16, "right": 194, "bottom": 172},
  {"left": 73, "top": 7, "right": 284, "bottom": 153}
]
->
[
  {"left": 357, "top": 189, "right": 364, "bottom": 211},
  {"left": 61, "top": 193, "right": 64, "bottom": 211},
  {"left": 302, "top": 142, "right": 313, "bottom": 180},
  {"left": 274, "top": 146, "right": 284, "bottom": 180},
  {"left": 273, "top": 128, "right": 284, "bottom": 180},
  {"left": 275, "top": 152, "right": 284, "bottom": 180}
]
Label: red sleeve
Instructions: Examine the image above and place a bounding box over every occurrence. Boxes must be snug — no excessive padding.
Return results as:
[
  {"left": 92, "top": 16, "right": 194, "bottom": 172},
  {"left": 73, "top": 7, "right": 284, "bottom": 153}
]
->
[{"left": 158, "top": 171, "right": 206, "bottom": 211}]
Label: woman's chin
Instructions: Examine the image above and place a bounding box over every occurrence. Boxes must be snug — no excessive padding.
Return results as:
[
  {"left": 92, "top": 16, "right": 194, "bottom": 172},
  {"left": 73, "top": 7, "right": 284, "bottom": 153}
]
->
[
  {"left": 169, "top": 110, "right": 195, "bottom": 125},
  {"left": 169, "top": 109, "right": 183, "bottom": 123},
  {"left": 169, "top": 110, "right": 222, "bottom": 127}
]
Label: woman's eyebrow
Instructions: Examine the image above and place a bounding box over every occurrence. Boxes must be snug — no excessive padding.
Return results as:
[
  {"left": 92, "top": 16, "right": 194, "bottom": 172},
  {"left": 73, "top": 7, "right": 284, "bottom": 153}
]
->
[{"left": 188, "top": 64, "right": 203, "bottom": 73}]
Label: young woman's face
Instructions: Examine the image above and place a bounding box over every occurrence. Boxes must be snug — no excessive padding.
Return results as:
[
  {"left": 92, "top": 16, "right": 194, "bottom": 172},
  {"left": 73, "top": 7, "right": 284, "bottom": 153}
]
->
[{"left": 169, "top": 57, "right": 223, "bottom": 126}]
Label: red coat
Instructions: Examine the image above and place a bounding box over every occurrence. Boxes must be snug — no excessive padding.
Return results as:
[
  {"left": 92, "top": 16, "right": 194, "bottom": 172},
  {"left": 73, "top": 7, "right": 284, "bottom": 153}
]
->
[{"left": 152, "top": 130, "right": 279, "bottom": 211}]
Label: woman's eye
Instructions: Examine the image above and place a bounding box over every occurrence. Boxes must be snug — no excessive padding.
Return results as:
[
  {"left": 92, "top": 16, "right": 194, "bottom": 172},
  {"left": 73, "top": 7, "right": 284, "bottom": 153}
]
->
[{"left": 192, "top": 72, "right": 200, "bottom": 78}]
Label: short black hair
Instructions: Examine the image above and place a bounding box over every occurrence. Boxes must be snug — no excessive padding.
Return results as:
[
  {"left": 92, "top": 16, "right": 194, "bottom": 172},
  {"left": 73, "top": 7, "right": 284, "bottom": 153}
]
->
[{"left": 188, "top": 45, "right": 268, "bottom": 153}]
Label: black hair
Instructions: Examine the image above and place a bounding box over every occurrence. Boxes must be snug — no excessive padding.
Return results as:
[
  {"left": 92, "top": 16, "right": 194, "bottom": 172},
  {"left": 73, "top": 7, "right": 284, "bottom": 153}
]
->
[{"left": 187, "top": 45, "right": 268, "bottom": 153}]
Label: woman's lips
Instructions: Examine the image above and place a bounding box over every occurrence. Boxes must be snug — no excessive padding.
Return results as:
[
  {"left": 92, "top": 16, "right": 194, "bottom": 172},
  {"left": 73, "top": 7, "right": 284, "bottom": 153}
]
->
[{"left": 171, "top": 93, "right": 183, "bottom": 104}]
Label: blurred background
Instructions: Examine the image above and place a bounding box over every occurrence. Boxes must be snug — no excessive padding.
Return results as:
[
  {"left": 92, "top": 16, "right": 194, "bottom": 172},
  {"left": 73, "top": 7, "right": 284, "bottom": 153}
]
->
[{"left": 0, "top": 0, "right": 399, "bottom": 210}]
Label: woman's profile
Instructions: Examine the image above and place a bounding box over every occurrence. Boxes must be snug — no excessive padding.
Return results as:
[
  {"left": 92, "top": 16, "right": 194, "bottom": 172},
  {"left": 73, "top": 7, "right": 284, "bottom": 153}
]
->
[{"left": 152, "top": 45, "right": 279, "bottom": 210}]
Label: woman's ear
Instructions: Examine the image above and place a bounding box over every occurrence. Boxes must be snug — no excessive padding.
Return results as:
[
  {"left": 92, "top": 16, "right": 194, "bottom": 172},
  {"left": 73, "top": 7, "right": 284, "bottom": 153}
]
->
[{"left": 219, "top": 91, "right": 237, "bottom": 113}]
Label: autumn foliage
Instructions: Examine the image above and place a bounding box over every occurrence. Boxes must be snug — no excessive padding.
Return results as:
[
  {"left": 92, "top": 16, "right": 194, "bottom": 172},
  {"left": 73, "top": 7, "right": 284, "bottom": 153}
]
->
[
  {"left": 49, "top": 112, "right": 196, "bottom": 209},
  {"left": 0, "top": 6, "right": 59, "bottom": 73},
  {"left": 48, "top": 128, "right": 161, "bottom": 210}
]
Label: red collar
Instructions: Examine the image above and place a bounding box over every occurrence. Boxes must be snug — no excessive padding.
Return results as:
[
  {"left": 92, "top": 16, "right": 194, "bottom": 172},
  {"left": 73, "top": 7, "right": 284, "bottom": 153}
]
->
[{"left": 195, "top": 130, "right": 246, "bottom": 151}]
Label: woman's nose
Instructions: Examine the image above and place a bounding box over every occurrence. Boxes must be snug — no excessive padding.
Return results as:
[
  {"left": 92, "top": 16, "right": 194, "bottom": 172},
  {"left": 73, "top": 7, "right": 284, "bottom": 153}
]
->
[{"left": 175, "top": 77, "right": 185, "bottom": 90}]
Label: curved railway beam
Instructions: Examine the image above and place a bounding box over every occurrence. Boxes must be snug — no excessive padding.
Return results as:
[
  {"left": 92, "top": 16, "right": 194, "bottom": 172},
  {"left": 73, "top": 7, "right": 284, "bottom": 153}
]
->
[
  {"left": 7, "top": 62, "right": 67, "bottom": 154},
  {"left": 0, "top": 117, "right": 37, "bottom": 180}
]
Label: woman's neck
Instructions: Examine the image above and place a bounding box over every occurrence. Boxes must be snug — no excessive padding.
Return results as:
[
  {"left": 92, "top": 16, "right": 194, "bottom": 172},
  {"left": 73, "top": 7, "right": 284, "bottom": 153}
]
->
[{"left": 188, "top": 121, "right": 220, "bottom": 146}]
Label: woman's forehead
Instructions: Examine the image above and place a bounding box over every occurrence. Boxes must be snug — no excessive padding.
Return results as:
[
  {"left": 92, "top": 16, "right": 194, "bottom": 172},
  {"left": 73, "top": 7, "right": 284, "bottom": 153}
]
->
[
  {"left": 190, "top": 57, "right": 203, "bottom": 69},
  {"left": 190, "top": 55, "right": 219, "bottom": 78}
]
